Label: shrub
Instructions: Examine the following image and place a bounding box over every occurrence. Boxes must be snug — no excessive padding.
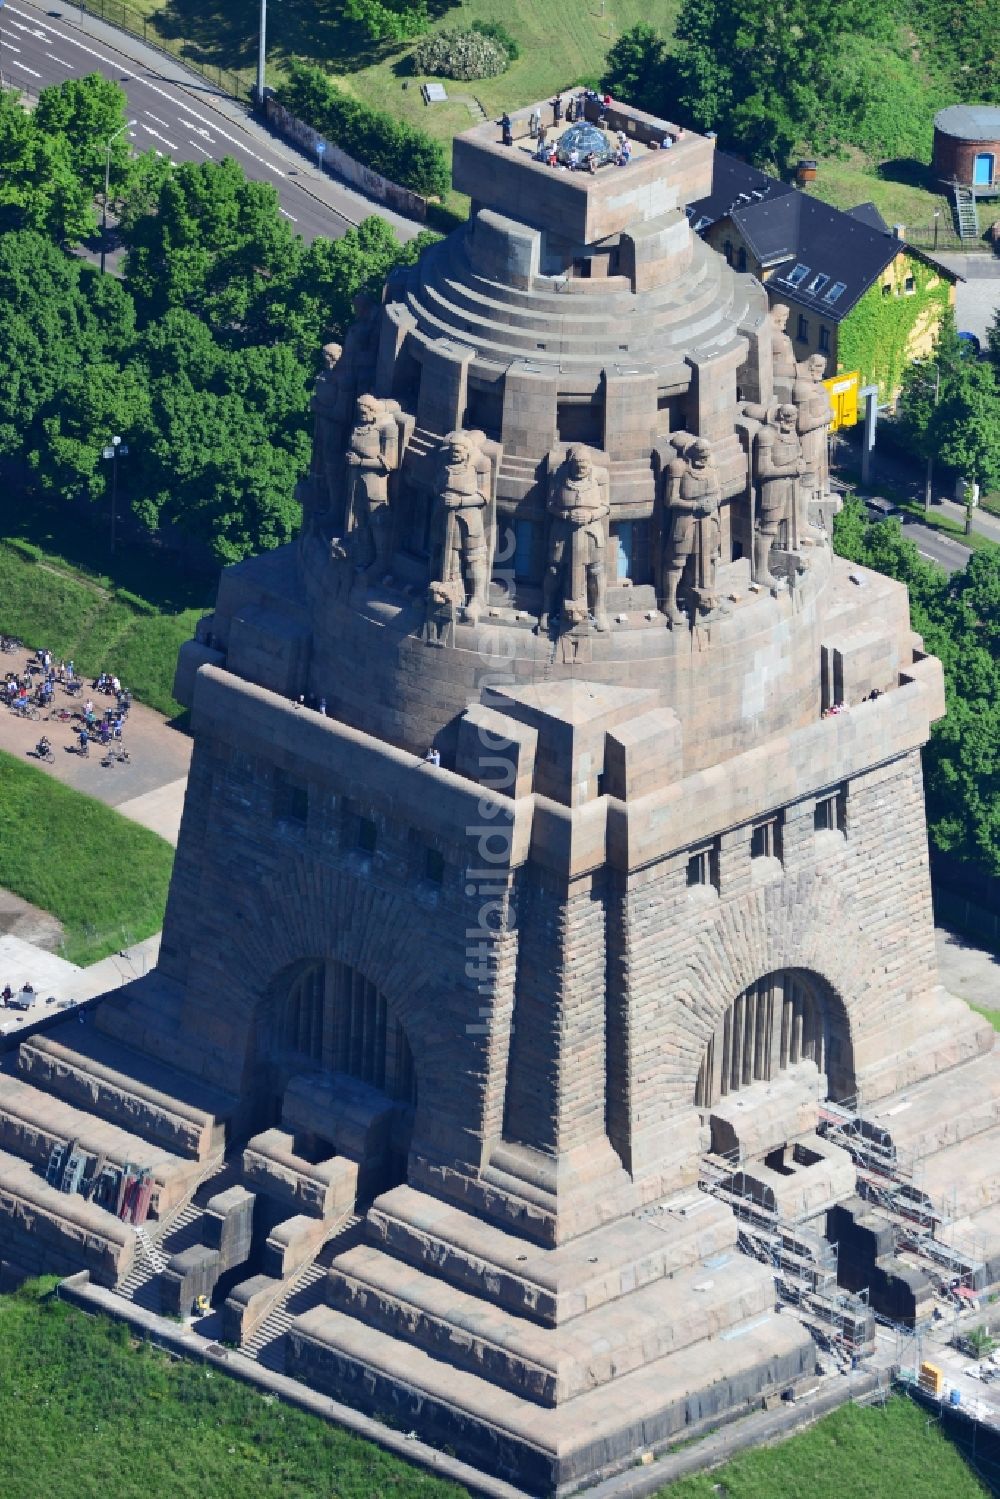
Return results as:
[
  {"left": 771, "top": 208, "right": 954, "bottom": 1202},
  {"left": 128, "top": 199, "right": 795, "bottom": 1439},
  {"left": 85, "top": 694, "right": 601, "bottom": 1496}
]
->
[
  {"left": 411, "top": 28, "right": 509, "bottom": 81},
  {"left": 280, "top": 64, "right": 449, "bottom": 199},
  {"left": 471, "top": 19, "right": 520, "bottom": 62}
]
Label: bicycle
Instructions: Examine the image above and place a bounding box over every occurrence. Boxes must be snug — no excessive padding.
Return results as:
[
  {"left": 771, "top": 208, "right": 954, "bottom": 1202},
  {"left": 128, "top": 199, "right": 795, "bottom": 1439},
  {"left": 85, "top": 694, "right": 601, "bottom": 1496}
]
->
[{"left": 11, "top": 702, "right": 40, "bottom": 721}]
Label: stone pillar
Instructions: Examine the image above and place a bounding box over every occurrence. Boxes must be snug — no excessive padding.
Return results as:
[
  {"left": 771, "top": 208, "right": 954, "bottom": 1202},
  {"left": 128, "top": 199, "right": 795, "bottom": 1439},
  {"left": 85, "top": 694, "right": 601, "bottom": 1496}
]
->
[
  {"left": 501, "top": 361, "right": 558, "bottom": 457},
  {"left": 417, "top": 338, "right": 475, "bottom": 435}
]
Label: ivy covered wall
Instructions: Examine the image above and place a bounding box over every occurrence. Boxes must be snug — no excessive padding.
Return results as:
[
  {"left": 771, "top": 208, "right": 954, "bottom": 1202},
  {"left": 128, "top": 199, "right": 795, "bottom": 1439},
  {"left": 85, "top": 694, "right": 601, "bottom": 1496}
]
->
[{"left": 836, "top": 253, "right": 954, "bottom": 402}]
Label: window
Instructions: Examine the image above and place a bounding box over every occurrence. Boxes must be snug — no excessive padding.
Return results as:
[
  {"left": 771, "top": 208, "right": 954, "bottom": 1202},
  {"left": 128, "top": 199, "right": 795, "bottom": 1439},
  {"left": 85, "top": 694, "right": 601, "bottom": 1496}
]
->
[
  {"left": 823, "top": 281, "right": 847, "bottom": 305},
  {"left": 425, "top": 848, "right": 445, "bottom": 884},
  {"left": 274, "top": 770, "right": 308, "bottom": 825},
  {"left": 814, "top": 788, "right": 846, "bottom": 834},
  {"left": 786, "top": 263, "right": 810, "bottom": 287},
  {"left": 723, "top": 240, "right": 733, "bottom": 264},
  {"left": 819, "top": 325, "right": 831, "bottom": 353},
  {"left": 514, "top": 519, "right": 536, "bottom": 582},
  {"left": 796, "top": 314, "right": 809, "bottom": 342},
  {"left": 687, "top": 841, "right": 720, "bottom": 891},
  {"left": 807, "top": 272, "right": 829, "bottom": 295},
  {"left": 737, "top": 247, "right": 747, "bottom": 273},
  {"left": 750, "top": 816, "right": 782, "bottom": 861},
  {"left": 881, "top": 283, "right": 892, "bottom": 298},
  {"left": 357, "top": 817, "right": 378, "bottom": 853},
  {"left": 904, "top": 275, "right": 916, "bottom": 294}
]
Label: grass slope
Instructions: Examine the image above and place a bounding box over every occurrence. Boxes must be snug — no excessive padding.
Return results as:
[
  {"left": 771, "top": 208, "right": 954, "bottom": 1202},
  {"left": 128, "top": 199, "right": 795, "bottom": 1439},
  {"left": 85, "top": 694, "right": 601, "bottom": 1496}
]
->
[
  {"left": 0, "top": 751, "right": 174, "bottom": 965},
  {"left": 0, "top": 1284, "right": 989, "bottom": 1499},
  {"left": 0, "top": 1281, "right": 463, "bottom": 1499},
  {"left": 658, "top": 1395, "right": 987, "bottom": 1499}
]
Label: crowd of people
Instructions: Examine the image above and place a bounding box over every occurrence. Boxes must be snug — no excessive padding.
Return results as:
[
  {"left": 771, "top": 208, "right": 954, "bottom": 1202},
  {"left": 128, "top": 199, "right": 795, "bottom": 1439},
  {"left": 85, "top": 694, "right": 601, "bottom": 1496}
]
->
[
  {"left": 2, "top": 644, "right": 132, "bottom": 757},
  {"left": 502, "top": 89, "right": 680, "bottom": 170}
]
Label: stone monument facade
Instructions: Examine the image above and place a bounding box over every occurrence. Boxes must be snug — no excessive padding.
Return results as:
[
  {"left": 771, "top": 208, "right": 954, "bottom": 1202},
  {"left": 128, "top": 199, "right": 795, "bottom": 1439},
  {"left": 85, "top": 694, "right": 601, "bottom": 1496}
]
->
[{"left": 1, "top": 96, "right": 999, "bottom": 1494}]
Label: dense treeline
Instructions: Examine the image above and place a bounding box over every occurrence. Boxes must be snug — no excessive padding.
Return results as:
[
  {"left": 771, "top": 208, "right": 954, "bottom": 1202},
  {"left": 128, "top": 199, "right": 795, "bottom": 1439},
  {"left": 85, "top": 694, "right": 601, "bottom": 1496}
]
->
[
  {"left": 0, "top": 77, "right": 432, "bottom": 563},
  {"left": 603, "top": 0, "right": 995, "bottom": 170},
  {"left": 834, "top": 499, "right": 1000, "bottom": 878}
]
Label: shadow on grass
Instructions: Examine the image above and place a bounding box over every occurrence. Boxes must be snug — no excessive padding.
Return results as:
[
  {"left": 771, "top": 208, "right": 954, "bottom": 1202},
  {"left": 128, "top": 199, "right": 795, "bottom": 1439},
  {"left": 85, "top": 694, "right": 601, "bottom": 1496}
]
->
[
  {"left": 149, "top": 0, "right": 400, "bottom": 75},
  {"left": 876, "top": 157, "right": 938, "bottom": 192},
  {"left": 0, "top": 475, "right": 216, "bottom": 616}
]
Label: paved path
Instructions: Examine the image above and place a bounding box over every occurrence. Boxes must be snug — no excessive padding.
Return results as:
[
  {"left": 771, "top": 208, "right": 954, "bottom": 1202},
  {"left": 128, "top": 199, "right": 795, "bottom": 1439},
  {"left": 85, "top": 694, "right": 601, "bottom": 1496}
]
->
[
  {"left": 0, "top": 668, "right": 191, "bottom": 843},
  {"left": 0, "top": 0, "right": 421, "bottom": 244},
  {"left": 936, "top": 927, "right": 1000, "bottom": 1014},
  {"left": 934, "top": 252, "right": 1000, "bottom": 346}
]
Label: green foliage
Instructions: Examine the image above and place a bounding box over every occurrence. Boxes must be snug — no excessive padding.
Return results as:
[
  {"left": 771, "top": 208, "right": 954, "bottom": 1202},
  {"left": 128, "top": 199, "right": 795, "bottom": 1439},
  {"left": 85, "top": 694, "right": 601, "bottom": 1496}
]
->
[
  {"left": 344, "top": 0, "right": 429, "bottom": 42},
  {"left": 281, "top": 63, "right": 449, "bottom": 199},
  {"left": 33, "top": 74, "right": 131, "bottom": 196},
  {"left": 412, "top": 27, "right": 510, "bottom": 79},
  {"left": 834, "top": 37, "right": 945, "bottom": 162},
  {"left": 603, "top": 24, "right": 669, "bottom": 109},
  {"left": 897, "top": 310, "right": 1000, "bottom": 511},
  {"left": 837, "top": 257, "right": 952, "bottom": 401},
  {"left": 0, "top": 1283, "right": 464, "bottom": 1499},
  {"left": 0, "top": 751, "right": 175, "bottom": 965},
  {"left": 908, "top": 0, "right": 999, "bottom": 104},
  {"left": 0, "top": 539, "right": 200, "bottom": 718},
  {"left": 0, "top": 89, "right": 95, "bottom": 244},
  {"left": 472, "top": 20, "right": 520, "bottom": 61},
  {"left": 660, "top": 1395, "right": 986, "bottom": 1498},
  {"left": 833, "top": 498, "right": 1000, "bottom": 877}
]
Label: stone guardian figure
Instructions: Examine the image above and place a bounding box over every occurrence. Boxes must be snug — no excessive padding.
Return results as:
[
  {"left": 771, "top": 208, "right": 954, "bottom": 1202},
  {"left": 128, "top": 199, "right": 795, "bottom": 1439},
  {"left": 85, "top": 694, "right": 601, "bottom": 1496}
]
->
[
  {"left": 753, "top": 403, "right": 805, "bottom": 589},
  {"left": 769, "top": 302, "right": 797, "bottom": 402},
  {"left": 339, "top": 394, "right": 401, "bottom": 579},
  {"left": 660, "top": 437, "right": 723, "bottom": 626},
  {"left": 539, "top": 445, "right": 610, "bottom": 632},
  {"left": 793, "top": 353, "right": 836, "bottom": 539},
  {"left": 429, "top": 431, "right": 494, "bottom": 624}
]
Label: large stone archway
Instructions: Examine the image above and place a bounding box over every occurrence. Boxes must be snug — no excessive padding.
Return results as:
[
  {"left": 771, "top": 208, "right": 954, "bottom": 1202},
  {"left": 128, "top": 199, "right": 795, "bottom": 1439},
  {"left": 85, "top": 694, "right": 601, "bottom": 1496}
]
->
[{"left": 693, "top": 967, "right": 853, "bottom": 1109}]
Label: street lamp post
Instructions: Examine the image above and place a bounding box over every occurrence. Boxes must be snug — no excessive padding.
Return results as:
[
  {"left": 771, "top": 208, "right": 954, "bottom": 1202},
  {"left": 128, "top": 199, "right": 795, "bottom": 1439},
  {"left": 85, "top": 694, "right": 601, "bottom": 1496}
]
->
[
  {"left": 256, "top": 0, "right": 267, "bottom": 104},
  {"left": 933, "top": 210, "right": 941, "bottom": 252},
  {"left": 102, "top": 435, "right": 129, "bottom": 555},
  {"left": 921, "top": 363, "right": 941, "bottom": 515},
  {"left": 101, "top": 119, "right": 137, "bottom": 275}
]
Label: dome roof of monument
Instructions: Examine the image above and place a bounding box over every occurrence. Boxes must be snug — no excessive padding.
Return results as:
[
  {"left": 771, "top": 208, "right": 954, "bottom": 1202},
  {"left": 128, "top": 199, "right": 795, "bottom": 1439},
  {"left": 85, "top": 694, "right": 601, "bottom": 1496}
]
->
[{"left": 556, "top": 122, "right": 614, "bottom": 165}]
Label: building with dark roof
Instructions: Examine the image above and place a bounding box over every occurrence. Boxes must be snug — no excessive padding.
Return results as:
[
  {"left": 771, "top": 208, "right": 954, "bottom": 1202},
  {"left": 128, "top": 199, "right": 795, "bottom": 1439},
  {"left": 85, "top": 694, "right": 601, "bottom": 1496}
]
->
[{"left": 689, "top": 154, "right": 959, "bottom": 397}]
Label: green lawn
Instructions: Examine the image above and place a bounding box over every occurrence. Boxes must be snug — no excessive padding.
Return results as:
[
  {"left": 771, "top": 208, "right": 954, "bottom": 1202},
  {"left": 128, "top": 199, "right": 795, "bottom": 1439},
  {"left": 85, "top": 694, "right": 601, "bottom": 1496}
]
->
[
  {"left": 0, "top": 1283, "right": 989, "bottom": 1499},
  {"left": 0, "top": 1280, "right": 463, "bottom": 1499},
  {"left": 0, "top": 485, "right": 213, "bottom": 719},
  {"left": 971, "top": 1004, "right": 1000, "bottom": 1032},
  {"left": 658, "top": 1395, "right": 987, "bottom": 1499},
  {"left": 0, "top": 751, "right": 175, "bottom": 965}
]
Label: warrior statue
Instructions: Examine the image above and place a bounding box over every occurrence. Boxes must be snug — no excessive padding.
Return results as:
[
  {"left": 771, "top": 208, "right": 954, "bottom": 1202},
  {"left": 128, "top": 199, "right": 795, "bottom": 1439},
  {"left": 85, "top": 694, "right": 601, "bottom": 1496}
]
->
[
  {"left": 540, "top": 445, "right": 610, "bottom": 632},
  {"left": 753, "top": 403, "right": 805, "bottom": 588},
  {"left": 429, "top": 431, "right": 493, "bottom": 624},
  {"left": 304, "top": 295, "right": 380, "bottom": 534},
  {"left": 660, "top": 438, "right": 722, "bottom": 626},
  {"left": 793, "top": 353, "right": 835, "bottom": 538},
  {"left": 337, "top": 394, "right": 400, "bottom": 578},
  {"left": 770, "top": 303, "right": 797, "bottom": 402}
]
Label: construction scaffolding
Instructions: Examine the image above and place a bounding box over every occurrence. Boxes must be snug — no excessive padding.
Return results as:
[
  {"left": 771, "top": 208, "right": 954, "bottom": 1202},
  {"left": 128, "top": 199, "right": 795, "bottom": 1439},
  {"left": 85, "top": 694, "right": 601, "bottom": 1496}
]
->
[{"left": 699, "top": 1149, "right": 875, "bottom": 1368}]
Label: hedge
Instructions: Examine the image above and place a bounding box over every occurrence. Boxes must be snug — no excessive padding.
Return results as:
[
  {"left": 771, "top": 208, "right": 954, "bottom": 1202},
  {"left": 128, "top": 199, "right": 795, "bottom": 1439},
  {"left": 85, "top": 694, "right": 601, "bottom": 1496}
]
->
[{"left": 280, "top": 64, "right": 450, "bottom": 200}]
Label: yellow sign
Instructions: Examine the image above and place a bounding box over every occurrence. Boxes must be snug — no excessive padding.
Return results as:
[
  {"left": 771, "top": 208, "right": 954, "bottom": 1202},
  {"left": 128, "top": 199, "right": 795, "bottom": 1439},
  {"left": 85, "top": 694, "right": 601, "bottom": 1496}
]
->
[
  {"left": 825, "top": 370, "right": 860, "bottom": 431},
  {"left": 918, "top": 1361, "right": 943, "bottom": 1396}
]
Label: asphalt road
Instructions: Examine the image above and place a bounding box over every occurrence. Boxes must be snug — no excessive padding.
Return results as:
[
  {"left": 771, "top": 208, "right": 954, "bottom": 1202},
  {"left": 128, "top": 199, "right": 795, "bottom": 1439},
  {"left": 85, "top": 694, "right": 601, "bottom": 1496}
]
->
[
  {"left": 0, "top": 0, "right": 420, "bottom": 243},
  {"left": 896, "top": 514, "right": 973, "bottom": 573}
]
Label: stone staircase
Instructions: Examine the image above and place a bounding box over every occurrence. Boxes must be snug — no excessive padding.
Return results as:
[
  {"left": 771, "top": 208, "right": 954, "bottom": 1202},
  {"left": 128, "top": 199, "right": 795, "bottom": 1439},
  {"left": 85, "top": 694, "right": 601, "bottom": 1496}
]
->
[{"left": 244, "top": 1214, "right": 361, "bottom": 1372}]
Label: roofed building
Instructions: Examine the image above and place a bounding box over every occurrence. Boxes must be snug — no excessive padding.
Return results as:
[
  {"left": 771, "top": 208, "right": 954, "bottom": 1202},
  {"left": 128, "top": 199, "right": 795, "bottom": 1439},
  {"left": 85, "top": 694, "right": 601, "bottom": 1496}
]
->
[{"left": 690, "top": 153, "right": 959, "bottom": 397}]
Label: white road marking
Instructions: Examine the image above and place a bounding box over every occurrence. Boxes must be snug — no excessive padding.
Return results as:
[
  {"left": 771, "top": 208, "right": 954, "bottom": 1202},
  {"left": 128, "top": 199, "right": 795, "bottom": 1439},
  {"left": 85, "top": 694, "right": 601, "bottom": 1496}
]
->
[
  {"left": 188, "top": 139, "right": 213, "bottom": 157},
  {"left": 45, "top": 51, "right": 76, "bottom": 67},
  {"left": 139, "top": 122, "right": 178, "bottom": 150},
  {"left": 11, "top": 58, "right": 41, "bottom": 76},
  {"left": 0, "top": 36, "right": 22, "bottom": 52},
  {"left": 144, "top": 111, "right": 173, "bottom": 128},
  {"left": 279, "top": 208, "right": 298, "bottom": 221}
]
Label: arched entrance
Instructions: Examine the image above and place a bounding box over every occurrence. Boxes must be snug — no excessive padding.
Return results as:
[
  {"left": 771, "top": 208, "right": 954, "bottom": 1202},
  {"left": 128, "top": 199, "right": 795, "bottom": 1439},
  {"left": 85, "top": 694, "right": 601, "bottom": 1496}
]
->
[
  {"left": 278, "top": 960, "right": 417, "bottom": 1105},
  {"left": 260, "top": 958, "right": 418, "bottom": 1187},
  {"left": 694, "top": 968, "right": 852, "bottom": 1108}
]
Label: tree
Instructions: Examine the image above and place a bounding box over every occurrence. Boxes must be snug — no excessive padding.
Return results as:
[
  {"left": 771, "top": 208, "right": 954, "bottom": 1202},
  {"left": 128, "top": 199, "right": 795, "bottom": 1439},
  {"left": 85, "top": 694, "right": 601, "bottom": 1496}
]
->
[
  {"left": 33, "top": 74, "right": 130, "bottom": 196},
  {"left": 0, "top": 91, "right": 94, "bottom": 243},
  {"left": 933, "top": 361, "right": 1000, "bottom": 534},
  {"left": 603, "top": 27, "right": 669, "bottom": 110},
  {"left": 343, "top": 0, "right": 428, "bottom": 41}
]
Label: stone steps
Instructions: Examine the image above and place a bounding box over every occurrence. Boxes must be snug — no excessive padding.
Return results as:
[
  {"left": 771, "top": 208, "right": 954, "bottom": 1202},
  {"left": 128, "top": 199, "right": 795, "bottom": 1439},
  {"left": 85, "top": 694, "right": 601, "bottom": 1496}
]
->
[
  {"left": 0, "top": 1074, "right": 203, "bottom": 1219},
  {"left": 286, "top": 1301, "right": 814, "bottom": 1493},
  {"left": 862, "top": 1052, "right": 1000, "bottom": 1163},
  {"left": 325, "top": 1239, "right": 775, "bottom": 1405},
  {"left": 17, "top": 1030, "right": 236, "bottom": 1161},
  {"left": 367, "top": 1182, "right": 737, "bottom": 1325},
  {"left": 918, "top": 1122, "right": 1000, "bottom": 1220}
]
